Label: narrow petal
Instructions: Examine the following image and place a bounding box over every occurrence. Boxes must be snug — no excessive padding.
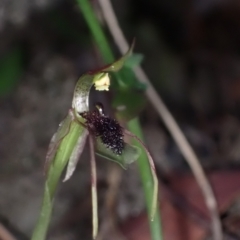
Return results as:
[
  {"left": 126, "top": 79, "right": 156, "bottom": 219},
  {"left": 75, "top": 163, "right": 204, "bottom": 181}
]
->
[
  {"left": 63, "top": 129, "right": 89, "bottom": 182},
  {"left": 45, "top": 109, "right": 74, "bottom": 174},
  {"left": 99, "top": 41, "right": 135, "bottom": 72},
  {"left": 124, "top": 129, "right": 158, "bottom": 220},
  {"left": 89, "top": 135, "right": 98, "bottom": 239}
]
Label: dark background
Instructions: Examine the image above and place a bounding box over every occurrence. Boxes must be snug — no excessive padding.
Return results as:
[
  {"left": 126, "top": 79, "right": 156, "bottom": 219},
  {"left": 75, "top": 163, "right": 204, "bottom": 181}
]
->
[{"left": 1, "top": 0, "right": 240, "bottom": 239}]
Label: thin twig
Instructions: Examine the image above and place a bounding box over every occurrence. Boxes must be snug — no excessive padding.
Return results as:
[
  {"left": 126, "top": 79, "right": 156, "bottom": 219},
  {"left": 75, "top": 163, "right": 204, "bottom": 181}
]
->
[
  {"left": 89, "top": 135, "right": 98, "bottom": 239},
  {"left": 97, "top": 0, "right": 222, "bottom": 239},
  {"left": 0, "top": 223, "right": 17, "bottom": 240}
]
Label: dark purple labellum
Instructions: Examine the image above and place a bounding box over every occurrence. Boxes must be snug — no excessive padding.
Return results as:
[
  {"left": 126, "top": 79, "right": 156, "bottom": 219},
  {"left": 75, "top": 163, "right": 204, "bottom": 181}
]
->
[{"left": 80, "top": 104, "right": 124, "bottom": 155}]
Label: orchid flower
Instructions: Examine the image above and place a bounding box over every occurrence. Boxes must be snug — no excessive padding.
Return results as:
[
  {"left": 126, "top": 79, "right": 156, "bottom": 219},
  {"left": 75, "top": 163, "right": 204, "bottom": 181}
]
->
[{"left": 31, "top": 45, "right": 158, "bottom": 240}]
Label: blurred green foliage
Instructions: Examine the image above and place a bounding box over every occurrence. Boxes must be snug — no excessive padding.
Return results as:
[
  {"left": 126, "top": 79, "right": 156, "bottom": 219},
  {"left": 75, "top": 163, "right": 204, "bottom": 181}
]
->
[{"left": 0, "top": 47, "right": 23, "bottom": 96}]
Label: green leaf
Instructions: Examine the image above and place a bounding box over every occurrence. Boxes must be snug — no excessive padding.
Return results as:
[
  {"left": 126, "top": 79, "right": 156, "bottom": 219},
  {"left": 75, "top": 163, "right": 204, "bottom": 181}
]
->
[
  {"left": 117, "top": 66, "right": 147, "bottom": 90},
  {"left": 95, "top": 138, "right": 141, "bottom": 168},
  {"left": 124, "top": 53, "right": 144, "bottom": 68},
  {"left": 112, "top": 89, "right": 146, "bottom": 121}
]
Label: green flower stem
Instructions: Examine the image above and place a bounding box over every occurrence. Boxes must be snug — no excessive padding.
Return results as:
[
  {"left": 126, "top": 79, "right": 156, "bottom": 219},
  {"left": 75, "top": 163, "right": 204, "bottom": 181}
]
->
[
  {"left": 77, "top": 0, "right": 114, "bottom": 63},
  {"left": 128, "top": 118, "right": 163, "bottom": 239},
  {"left": 77, "top": 0, "right": 163, "bottom": 239},
  {"left": 31, "top": 121, "right": 84, "bottom": 240}
]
